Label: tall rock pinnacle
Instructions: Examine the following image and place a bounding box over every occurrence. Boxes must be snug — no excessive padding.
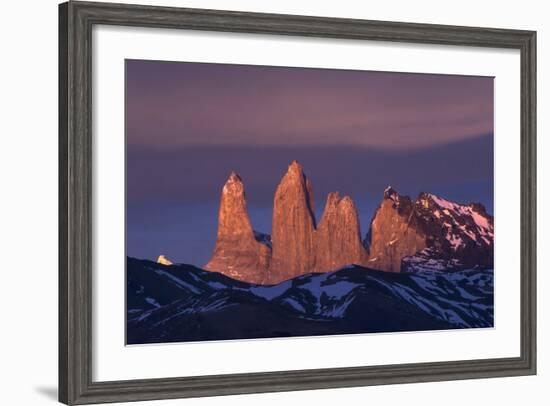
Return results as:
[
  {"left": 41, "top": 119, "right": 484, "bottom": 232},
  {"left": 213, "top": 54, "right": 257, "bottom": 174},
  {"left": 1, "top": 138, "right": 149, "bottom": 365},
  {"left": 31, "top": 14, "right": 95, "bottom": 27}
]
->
[
  {"left": 315, "top": 192, "right": 369, "bottom": 273},
  {"left": 269, "top": 161, "right": 316, "bottom": 283},
  {"left": 204, "top": 172, "right": 271, "bottom": 283}
]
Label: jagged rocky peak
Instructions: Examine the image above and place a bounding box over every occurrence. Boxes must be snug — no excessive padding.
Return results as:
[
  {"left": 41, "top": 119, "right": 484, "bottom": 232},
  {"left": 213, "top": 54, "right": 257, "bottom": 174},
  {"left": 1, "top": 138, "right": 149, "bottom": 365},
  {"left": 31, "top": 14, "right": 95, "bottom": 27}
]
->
[
  {"left": 315, "top": 192, "right": 369, "bottom": 273},
  {"left": 404, "top": 192, "right": 494, "bottom": 271},
  {"left": 368, "top": 187, "right": 427, "bottom": 272},
  {"left": 368, "top": 188, "right": 494, "bottom": 273},
  {"left": 415, "top": 192, "right": 494, "bottom": 241},
  {"left": 383, "top": 185, "right": 414, "bottom": 210},
  {"left": 157, "top": 255, "right": 173, "bottom": 266},
  {"left": 270, "top": 160, "right": 317, "bottom": 283},
  {"left": 204, "top": 171, "right": 271, "bottom": 284}
]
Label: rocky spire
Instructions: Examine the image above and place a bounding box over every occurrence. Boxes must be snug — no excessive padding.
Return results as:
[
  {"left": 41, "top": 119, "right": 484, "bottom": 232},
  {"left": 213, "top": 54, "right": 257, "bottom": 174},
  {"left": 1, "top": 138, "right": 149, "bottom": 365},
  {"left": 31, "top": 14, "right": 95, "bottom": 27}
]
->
[
  {"left": 367, "top": 187, "right": 427, "bottom": 272},
  {"left": 204, "top": 172, "right": 271, "bottom": 283},
  {"left": 314, "top": 192, "right": 369, "bottom": 273},
  {"left": 269, "top": 161, "right": 316, "bottom": 283}
]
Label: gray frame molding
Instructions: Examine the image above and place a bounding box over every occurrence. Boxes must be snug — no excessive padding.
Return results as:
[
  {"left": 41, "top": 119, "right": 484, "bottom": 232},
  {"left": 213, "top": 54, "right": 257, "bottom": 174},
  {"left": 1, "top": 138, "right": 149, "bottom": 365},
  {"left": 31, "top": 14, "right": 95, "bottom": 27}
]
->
[{"left": 59, "top": 1, "right": 536, "bottom": 404}]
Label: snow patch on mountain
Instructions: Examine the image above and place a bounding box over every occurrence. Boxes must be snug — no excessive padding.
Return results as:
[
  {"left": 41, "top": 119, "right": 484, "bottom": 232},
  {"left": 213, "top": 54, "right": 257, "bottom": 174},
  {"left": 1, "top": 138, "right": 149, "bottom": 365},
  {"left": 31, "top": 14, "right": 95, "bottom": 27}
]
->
[
  {"left": 429, "top": 194, "right": 457, "bottom": 210},
  {"left": 157, "top": 255, "right": 173, "bottom": 265}
]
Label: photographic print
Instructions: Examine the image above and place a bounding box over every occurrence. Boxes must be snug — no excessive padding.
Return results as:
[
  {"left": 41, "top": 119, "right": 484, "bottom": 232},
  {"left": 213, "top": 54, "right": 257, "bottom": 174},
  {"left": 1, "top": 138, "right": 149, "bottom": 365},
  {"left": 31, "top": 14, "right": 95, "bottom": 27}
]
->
[{"left": 126, "top": 60, "right": 494, "bottom": 345}]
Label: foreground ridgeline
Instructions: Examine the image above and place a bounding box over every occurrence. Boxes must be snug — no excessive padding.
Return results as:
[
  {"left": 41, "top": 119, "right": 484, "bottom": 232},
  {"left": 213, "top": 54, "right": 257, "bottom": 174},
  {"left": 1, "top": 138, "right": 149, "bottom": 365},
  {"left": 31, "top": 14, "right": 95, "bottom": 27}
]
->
[
  {"left": 204, "top": 161, "right": 494, "bottom": 284},
  {"left": 128, "top": 258, "right": 494, "bottom": 344}
]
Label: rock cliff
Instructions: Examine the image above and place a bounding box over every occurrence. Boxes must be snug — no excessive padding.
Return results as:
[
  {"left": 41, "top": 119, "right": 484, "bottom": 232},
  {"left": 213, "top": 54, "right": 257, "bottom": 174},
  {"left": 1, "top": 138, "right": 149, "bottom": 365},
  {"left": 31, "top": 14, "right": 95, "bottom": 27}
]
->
[{"left": 367, "top": 187, "right": 427, "bottom": 272}]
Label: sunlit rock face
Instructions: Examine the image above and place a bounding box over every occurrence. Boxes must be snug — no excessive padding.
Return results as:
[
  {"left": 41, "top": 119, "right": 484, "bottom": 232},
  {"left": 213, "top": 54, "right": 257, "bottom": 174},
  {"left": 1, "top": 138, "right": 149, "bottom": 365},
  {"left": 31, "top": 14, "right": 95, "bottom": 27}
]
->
[
  {"left": 367, "top": 187, "right": 494, "bottom": 273},
  {"left": 367, "top": 187, "right": 427, "bottom": 273},
  {"left": 314, "top": 192, "right": 369, "bottom": 273},
  {"left": 206, "top": 163, "right": 370, "bottom": 284},
  {"left": 269, "top": 161, "right": 317, "bottom": 283},
  {"left": 204, "top": 172, "right": 271, "bottom": 284},
  {"left": 157, "top": 255, "right": 173, "bottom": 266}
]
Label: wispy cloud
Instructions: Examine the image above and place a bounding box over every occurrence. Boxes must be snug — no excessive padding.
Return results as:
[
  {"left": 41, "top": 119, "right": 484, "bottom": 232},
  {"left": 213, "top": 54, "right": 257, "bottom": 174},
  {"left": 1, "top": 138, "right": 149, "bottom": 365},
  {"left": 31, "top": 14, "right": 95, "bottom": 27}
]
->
[{"left": 126, "top": 60, "right": 493, "bottom": 149}]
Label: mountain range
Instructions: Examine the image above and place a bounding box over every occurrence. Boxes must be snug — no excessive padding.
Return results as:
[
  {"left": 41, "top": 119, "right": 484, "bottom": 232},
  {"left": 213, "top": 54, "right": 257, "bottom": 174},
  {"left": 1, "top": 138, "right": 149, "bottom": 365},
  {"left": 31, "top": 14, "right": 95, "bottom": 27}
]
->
[
  {"left": 127, "top": 161, "right": 494, "bottom": 344},
  {"left": 204, "top": 161, "right": 493, "bottom": 284}
]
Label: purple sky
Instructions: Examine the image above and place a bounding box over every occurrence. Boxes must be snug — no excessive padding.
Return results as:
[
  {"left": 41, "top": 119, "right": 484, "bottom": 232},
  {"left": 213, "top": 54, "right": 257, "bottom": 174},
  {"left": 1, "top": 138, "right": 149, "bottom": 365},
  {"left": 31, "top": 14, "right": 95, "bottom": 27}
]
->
[{"left": 126, "top": 59, "right": 494, "bottom": 266}]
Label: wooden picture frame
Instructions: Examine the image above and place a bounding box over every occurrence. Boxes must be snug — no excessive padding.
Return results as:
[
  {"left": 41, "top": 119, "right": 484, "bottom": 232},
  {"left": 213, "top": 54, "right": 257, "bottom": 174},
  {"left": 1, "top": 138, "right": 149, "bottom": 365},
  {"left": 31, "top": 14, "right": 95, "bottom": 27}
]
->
[{"left": 59, "top": 1, "right": 536, "bottom": 404}]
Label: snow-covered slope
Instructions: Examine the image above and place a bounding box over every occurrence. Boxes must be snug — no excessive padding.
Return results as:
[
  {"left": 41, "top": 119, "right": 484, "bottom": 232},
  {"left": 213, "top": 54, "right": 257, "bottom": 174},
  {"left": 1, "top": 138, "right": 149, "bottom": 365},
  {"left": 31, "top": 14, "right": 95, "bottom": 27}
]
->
[
  {"left": 400, "top": 193, "right": 494, "bottom": 272},
  {"left": 424, "top": 193, "right": 494, "bottom": 249},
  {"left": 127, "top": 257, "right": 493, "bottom": 344}
]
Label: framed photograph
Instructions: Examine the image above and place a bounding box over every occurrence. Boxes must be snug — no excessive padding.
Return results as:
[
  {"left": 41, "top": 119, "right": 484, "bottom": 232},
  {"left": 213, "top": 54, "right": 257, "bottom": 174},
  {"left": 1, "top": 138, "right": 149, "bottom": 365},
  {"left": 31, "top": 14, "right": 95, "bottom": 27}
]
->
[{"left": 59, "top": 1, "right": 536, "bottom": 404}]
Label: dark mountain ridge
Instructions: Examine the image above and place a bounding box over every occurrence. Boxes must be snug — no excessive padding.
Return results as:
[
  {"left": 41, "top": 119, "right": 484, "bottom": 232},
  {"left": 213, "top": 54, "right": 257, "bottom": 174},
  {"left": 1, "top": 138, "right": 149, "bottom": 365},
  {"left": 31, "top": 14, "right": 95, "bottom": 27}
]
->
[{"left": 127, "top": 257, "right": 494, "bottom": 344}]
